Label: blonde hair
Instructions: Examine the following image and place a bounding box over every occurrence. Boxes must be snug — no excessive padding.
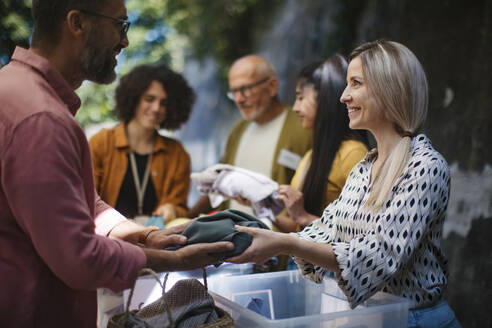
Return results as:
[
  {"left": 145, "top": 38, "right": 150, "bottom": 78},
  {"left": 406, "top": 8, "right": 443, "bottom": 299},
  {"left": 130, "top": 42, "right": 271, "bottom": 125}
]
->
[{"left": 349, "top": 40, "right": 428, "bottom": 211}]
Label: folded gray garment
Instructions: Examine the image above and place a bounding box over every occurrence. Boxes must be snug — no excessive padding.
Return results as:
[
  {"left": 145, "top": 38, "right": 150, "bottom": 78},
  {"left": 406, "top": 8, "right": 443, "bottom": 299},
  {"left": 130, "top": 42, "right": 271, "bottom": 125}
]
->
[
  {"left": 137, "top": 279, "right": 218, "bottom": 328},
  {"left": 166, "top": 209, "right": 269, "bottom": 261},
  {"left": 115, "top": 313, "right": 151, "bottom": 327}
]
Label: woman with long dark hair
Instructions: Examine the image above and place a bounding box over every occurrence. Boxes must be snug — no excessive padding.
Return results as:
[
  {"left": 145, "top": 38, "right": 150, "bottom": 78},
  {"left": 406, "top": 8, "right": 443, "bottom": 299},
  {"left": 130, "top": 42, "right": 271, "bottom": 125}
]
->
[{"left": 275, "top": 55, "right": 368, "bottom": 232}]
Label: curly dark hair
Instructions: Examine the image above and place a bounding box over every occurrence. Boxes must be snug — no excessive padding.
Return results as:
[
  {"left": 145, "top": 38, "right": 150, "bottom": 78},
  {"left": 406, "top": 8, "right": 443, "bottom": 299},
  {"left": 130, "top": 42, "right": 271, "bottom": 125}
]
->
[{"left": 114, "top": 64, "right": 196, "bottom": 130}]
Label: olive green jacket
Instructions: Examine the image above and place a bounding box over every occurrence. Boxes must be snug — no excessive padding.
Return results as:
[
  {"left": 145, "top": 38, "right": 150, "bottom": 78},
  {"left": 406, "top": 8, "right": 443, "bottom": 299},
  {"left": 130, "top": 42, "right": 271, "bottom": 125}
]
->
[{"left": 219, "top": 107, "right": 312, "bottom": 209}]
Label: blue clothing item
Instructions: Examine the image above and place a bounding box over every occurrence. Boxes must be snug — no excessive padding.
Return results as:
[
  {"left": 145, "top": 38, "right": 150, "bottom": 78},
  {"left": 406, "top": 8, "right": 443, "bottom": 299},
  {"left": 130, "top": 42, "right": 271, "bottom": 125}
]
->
[
  {"left": 408, "top": 299, "right": 461, "bottom": 328},
  {"left": 145, "top": 215, "right": 165, "bottom": 229},
  {"left": 286, "top": 257, "right": 298, "bottom": 271},
  {"left": 246, "top": 297, "right": 270, "bottom": 318}
]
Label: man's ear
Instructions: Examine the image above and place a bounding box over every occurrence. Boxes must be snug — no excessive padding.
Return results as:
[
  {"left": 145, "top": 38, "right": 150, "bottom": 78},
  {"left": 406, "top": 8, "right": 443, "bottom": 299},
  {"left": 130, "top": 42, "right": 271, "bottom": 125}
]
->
[
  {"left": 268, "top": 76, "right": 279, "bottom": 97},
  {"left": 65, "top": 10, "right": 88, "bottom": 39}
]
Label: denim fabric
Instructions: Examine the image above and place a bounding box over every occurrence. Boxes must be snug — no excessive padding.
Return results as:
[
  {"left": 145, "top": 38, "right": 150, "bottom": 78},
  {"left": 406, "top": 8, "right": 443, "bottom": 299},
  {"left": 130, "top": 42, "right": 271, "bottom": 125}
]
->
[
  {"left": 408, "top": 299, "right": 461, "bottom": 328},
  {"left": 287, "top": 257, "right": 299, "bottom": 271}
]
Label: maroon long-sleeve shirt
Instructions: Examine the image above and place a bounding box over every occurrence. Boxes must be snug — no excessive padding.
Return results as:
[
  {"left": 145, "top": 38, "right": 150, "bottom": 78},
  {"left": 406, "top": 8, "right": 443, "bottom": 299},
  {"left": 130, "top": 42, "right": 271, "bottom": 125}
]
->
[{"left": 0, "top": 47, "right": 146, "bottom": 327}]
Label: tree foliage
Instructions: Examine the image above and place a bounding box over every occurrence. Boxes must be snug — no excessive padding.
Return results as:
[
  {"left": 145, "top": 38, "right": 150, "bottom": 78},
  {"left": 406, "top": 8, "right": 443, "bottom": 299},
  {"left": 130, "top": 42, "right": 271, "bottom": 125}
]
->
[
  {"left": 0, "top": 0, "right": 280, "bottom": 126},
  {"left": 162, "top": 0, "right": 281, "bottom": 78},
  {"left": 0, "top": 0, "right": 32, "bottom": 66}
]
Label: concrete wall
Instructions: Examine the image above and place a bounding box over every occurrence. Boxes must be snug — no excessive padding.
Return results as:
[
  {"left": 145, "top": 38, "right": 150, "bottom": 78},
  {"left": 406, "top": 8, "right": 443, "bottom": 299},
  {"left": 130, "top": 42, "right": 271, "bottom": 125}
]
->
[{"left": 255, "top": 1, "right": 492, "bottom": 326}]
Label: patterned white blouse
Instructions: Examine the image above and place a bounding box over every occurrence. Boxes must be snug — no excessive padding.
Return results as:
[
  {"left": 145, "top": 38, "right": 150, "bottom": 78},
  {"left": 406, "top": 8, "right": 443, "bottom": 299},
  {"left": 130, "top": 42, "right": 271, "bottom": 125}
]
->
[{"left": 295, "top": 135, "right": 450, "bottom": 309}]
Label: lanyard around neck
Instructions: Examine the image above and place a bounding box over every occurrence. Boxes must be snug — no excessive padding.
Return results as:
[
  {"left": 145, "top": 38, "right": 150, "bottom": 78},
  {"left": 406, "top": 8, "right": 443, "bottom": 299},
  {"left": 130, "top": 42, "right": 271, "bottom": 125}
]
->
[{"left": 129, "top": 143, "right": 154, "bottom": 215}]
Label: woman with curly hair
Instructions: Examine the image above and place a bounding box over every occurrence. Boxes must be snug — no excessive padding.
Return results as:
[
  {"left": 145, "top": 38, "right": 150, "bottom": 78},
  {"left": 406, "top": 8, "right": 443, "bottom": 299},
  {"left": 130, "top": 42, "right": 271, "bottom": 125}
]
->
[{"left": 89, "top": 64, "right": 195, "bottom": 225}]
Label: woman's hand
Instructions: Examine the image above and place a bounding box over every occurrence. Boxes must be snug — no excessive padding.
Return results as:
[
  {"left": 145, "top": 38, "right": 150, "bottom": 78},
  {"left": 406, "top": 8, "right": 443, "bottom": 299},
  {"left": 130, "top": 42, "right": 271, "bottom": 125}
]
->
[
  {"left": 227, "top": 225, "right": 293, "bottom": 264},
  {"left": 233, "top": 195, "right": 251, "bottom": 207},
  {"left": 153, "top": 203, "right": 177, "bottom": 223},
  {"left": 277, "top": 185, "right": 317, "bottom": 227},
  {"left": 278, "top": 185, "right": 307, "bottom": 222},
  {"left": 278, "top": 185, "right": 305, "bottom": 214},
  {"left": 228, "top": 225, "right": 340, "bottom": 273}
]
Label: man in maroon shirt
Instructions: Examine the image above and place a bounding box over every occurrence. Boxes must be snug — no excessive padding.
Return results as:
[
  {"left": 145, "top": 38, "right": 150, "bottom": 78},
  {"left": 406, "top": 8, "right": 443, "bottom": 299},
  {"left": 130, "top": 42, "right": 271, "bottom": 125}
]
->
[{"left": 0, "top": 1, "right": 233, "bottom": 327}]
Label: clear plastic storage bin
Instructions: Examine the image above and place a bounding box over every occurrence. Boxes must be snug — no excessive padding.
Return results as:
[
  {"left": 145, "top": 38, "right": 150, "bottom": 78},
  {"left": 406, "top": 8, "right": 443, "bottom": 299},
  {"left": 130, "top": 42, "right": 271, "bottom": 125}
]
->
[{"left": 208, "top": 270, "right": 410, "bottom": 328}]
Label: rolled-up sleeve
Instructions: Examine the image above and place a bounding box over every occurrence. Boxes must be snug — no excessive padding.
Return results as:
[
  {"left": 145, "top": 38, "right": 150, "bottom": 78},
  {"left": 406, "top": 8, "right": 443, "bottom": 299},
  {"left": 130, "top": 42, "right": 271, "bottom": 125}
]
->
[{"left": 94, "top": 193, "right": 127, "bottom": 236}]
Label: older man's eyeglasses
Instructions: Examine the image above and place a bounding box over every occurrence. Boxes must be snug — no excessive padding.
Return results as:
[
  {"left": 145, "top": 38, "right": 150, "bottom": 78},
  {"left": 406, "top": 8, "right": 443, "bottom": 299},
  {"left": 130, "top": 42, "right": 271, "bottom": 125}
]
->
[
  {"left": 227, "top": 76, "right": 271, "bottom": 100},
  {"left": 79, "top": 9, "right": 131, "bottom": 41}
]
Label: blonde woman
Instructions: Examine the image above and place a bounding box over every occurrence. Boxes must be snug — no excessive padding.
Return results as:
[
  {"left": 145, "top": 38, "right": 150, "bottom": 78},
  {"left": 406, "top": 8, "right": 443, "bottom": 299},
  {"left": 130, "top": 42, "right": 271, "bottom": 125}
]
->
[{"left": 228, "top": 40, "right": 460, "bottom": 327}]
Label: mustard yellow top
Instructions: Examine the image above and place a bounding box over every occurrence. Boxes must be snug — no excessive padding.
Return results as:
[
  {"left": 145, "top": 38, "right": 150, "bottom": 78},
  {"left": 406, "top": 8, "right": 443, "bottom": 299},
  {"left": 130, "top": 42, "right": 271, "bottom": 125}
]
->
[{"left": 290, "top": 139, "right": 368, "bottom": 207}]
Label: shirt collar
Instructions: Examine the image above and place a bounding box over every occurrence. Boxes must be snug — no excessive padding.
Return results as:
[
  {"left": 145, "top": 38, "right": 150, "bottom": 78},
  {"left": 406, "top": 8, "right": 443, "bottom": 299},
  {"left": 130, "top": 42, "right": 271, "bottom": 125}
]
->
[
  {"left": 114, "top": 123, "right": 168, "bottom": 153},
  {"left": 114, "top": 123, "right": 130, "bottom": 148},
  {"left": 11, "top": 47, "right": 81, "bottom": 115}
]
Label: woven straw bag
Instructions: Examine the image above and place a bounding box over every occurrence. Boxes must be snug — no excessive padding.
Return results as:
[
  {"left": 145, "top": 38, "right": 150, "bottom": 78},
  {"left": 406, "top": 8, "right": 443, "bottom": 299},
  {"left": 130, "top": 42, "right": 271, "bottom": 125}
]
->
[{"left": 108, "top": 268, "right": 234, "bottom": 328}]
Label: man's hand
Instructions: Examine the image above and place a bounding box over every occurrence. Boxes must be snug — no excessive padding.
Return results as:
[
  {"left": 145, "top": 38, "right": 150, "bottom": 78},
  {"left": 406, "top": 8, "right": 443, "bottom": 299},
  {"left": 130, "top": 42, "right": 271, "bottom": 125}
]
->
[
  {"left": 109, "top": 220, "right": 148, "bottom": 244},
  {"left": 174, "top": 242, "right": 234, "bottom": 270},
  {"left": 143, "top": 241, "right": 235, "bottom": 272},
  {"left": 109, "top": 218, "right": 193, "bottom": 249},
  {"left": 144, "top": 221, "right": 192, "bottom": 249}
]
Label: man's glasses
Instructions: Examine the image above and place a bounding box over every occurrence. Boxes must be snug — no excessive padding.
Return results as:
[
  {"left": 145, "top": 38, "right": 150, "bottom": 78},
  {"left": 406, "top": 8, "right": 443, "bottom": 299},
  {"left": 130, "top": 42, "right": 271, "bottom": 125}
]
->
[
  {"left": 79, "top": 9, "right": 131, "bottom": 41},
  {"left": 227, "top": 76, "right": 271, "bottom": 100}
]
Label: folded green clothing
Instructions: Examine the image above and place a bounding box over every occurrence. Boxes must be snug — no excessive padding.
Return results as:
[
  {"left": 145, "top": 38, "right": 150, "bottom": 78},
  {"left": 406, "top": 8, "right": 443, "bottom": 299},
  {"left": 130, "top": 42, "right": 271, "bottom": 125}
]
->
[{"left": 166, "top": 209, "right": 269, "bottom": 261}]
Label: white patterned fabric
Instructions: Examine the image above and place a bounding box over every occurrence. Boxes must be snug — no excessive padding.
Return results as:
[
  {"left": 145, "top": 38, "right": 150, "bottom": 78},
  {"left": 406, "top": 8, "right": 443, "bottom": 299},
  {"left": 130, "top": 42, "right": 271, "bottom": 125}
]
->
[
  {"left": 295, "top": 135, "right": 450, "bottom": 309},
  {"left": 191, "top": 164, "right": 284, "bottom": 220}
]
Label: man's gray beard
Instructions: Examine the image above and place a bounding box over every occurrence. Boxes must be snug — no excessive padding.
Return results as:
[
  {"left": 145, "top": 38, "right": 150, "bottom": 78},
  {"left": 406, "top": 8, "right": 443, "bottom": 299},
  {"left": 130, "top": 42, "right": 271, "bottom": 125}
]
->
[
  {"left": 245, "top": 101, "right": 270, "bottom": 122},
  {"left": 81, "top": 32, "right": 117, "bottom": 84}
]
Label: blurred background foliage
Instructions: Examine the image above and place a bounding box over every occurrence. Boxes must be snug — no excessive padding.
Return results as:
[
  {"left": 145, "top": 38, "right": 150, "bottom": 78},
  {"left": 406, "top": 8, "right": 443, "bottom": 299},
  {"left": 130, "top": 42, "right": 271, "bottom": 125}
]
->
[
  {"left": 0, "top": 0, "right": 32, "bottom": 65},
  {"left": 0, "top": 0, "right": 281, "bottom": 127}
]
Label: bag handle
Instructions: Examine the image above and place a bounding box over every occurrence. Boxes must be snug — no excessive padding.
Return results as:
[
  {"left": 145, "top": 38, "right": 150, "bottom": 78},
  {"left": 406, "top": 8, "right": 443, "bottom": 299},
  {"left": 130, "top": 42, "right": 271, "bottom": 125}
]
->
[
  {"left": 202, "top": 267, "right": 208, "bottom": 290},
  {"left": 123, "top": 268, "right": 175, "bottom": 328},
  {"left": 122, "top": 267, "right": 210, "bottom": 328}
]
